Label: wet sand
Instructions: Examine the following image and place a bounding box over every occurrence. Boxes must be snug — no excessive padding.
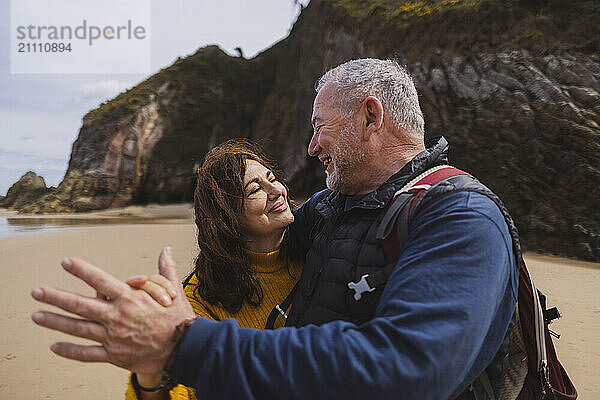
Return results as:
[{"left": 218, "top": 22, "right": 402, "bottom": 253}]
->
[
  {"left": 0, "top": 203, "right": 194, "bottom": 220},
  {"left": 0, "top": 204, "right": 194, "bottom": 238},
  {"left": 0, "top": 208, "right": 597, "bottom": 398}
]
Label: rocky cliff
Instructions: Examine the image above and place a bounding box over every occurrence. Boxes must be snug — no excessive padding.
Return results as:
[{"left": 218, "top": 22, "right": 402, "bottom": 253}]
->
[{"left": 12, "top": 0, "right": 600, "bottom": 261}]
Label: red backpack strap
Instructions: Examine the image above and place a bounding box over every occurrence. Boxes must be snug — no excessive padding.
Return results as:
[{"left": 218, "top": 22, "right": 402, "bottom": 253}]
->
[{"left": 377, "top": 165, "right": 471, "bottom": 264}]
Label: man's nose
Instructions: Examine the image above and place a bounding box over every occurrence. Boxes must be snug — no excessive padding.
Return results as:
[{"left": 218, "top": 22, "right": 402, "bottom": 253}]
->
[{"left": 308, "top": 131, "right": 321, "bottom": 156}]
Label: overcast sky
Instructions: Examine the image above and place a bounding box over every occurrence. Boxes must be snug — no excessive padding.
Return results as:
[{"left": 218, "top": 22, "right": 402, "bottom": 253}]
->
[{"left": 0, "top": 0, "right": 310, "bottom": 195}]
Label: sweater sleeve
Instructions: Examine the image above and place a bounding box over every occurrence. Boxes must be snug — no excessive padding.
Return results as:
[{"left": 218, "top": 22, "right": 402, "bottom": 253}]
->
[
  {"left": 174, "top": 192, "right": 518, "bottom": 400},
  {"left": 124, "top": 377, "right": 197, "bottom": 400}
]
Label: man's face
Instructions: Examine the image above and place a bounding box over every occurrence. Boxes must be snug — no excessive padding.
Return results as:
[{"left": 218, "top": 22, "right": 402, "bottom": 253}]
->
[{"left": 309, "top": 81, "right": 365, "bottom": 194}]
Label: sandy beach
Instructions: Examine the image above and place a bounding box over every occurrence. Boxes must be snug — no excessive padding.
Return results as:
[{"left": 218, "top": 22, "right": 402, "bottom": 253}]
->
[{"left": 0, "top": 205, "right": 598, "bottom": 399}]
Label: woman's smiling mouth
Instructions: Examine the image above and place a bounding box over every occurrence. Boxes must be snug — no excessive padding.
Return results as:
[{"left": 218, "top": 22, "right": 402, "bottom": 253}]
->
[{"left": 268, "top": 200, "right": 288, "bottom": 214}]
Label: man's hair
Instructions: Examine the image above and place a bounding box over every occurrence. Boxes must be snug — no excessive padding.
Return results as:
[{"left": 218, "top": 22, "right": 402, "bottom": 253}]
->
[{"left": 316, "top": 58, "right": 425, "bottom": 137}]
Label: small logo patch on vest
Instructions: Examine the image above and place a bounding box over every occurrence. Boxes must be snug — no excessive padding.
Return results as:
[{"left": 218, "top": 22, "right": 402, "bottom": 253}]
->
[{"left": 347, "top": 274, "right": 376, "bottom": 301}]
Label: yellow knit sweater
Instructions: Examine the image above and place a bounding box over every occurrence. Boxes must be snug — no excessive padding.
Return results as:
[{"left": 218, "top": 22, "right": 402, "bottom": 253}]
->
[{"left": 125, "top": 249, "right": 302, "bottom": 400}]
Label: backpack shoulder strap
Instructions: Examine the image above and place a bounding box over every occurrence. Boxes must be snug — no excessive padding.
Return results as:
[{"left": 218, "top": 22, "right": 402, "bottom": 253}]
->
[
  {"left": 376, "top": 165, "right": 471, "bottom": 263},
  {"left": 347, "top": 165, "right": 470, "bottom": 300}
]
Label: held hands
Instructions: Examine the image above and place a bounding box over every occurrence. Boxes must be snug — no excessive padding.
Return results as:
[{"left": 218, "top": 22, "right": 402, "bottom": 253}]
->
[
  {"left": 125, "top": 264, "right": 182, "bottom": 391},
  {"left": 31, "top": 247, "right": 196, "bottom": 375},
  {"left": 126, "top": 273, "right": 178, "bottom": 307}
]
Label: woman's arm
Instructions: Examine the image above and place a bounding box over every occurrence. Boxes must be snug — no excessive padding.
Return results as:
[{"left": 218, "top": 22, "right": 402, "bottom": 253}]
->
[
  {"left": 124, "top": 274, "right": 213, "bottom": 400},
  {"left": 123, "top": 274, "right": 182, "bottom": 400}
]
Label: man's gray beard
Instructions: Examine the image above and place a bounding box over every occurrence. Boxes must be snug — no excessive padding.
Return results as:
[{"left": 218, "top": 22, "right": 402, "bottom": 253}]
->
[{"left": 326, "top": 122, "right": 365, "bottom": 194}]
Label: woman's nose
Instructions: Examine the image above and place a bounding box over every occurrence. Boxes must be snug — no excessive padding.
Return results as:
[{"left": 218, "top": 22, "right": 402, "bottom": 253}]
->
[{"left": 267, "top": 184, "right": 283, "bottom": 200}]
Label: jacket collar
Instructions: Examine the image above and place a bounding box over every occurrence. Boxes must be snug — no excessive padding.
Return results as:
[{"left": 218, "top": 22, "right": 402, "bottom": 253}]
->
[{"left": 318, "top": 136, "right": 449, "bottom": 214}]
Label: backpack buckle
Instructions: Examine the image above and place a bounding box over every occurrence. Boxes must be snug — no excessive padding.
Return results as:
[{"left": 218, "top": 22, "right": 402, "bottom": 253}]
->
[{"left": 348, "top": 274, "right": 375, "bottom": 301}]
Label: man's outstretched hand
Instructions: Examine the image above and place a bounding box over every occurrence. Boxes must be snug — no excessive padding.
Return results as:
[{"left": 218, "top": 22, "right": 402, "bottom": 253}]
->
[{"left": 31, "top": 247, "right": 196, "bottom": 375}]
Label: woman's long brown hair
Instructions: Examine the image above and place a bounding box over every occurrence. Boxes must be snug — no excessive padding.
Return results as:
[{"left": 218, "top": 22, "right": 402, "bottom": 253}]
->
[{"left": 186, "top": 139, "right": 296, "bottom": 314}]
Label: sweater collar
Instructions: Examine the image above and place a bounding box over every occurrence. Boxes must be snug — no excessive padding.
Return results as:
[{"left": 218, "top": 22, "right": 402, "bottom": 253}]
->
[{"left": 244, "top": 249, "right": 284, "bottom": 273}]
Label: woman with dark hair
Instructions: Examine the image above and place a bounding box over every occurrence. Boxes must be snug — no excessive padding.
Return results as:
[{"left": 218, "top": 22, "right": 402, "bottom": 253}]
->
[{"left": 124, "top": 140, "right": 302, "bottom": 400}]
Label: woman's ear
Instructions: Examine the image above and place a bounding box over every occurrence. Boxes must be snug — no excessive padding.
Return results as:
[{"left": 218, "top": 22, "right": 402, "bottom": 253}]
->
[{"left": 362, "top": 96, "right": 384, "bottom": 141}]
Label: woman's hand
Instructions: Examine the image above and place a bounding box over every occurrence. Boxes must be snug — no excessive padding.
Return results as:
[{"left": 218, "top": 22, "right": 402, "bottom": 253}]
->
[{"left": 126, "top": 273, "right": 178, "bottom": 307}]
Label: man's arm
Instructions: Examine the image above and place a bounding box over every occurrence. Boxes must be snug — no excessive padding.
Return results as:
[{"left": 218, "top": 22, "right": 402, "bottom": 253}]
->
[{"left": 175, "top": 192, "right": 518, "bottom": 399}]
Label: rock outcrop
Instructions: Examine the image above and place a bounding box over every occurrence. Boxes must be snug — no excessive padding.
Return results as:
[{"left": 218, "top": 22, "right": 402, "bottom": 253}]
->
[
  {"left": 1, "top": 171, "right": 52, "bottom": 210},
  {"left": 11, "top": 0, "right": 600, "bottom": 260}
]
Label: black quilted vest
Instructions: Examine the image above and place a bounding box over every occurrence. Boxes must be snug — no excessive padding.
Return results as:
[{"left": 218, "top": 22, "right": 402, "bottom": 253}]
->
[{"left": 286, "top": 137, "right": 451, "bottom": 327}]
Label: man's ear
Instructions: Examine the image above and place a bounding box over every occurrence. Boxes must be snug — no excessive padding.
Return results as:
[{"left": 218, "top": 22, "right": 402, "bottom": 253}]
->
[{"left": 361, "top": 96, "right": 384, "bottom": 141}]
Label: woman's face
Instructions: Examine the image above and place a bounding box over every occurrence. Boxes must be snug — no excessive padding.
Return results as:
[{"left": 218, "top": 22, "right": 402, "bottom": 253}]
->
[{"left": 240, "top": 159, "right": 294, "bottom": 243}]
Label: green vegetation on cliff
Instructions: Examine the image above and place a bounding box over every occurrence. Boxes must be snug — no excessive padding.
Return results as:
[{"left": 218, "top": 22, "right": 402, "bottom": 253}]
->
[{"left": 325, "top": 0, "right": 599, "bottom": 59}]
